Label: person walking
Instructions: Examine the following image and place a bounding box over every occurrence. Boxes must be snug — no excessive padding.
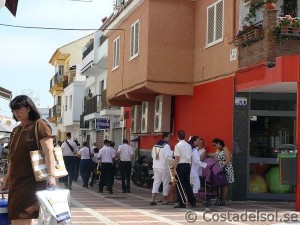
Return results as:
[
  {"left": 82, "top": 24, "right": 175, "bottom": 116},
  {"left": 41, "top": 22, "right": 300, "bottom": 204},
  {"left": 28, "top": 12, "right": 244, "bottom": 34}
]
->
[
  {"left": 0, "top": 95, "right": 56, "bottom": 225},
  {"left": 212, "top": 138, "right": 235, "bottom": 205},
  {"left": 98, "top": 139, "right": 116, "bottom": 194},
  {"left": 189, "top": 136, "right": 207, "bottom": 201},
  {"left": 73, "top": 139, "right": 81, "bottom": 181},
  {"left": 173, "top": 130, "right": 196, "bottom": 208},
  {"left": 117, "top": 139, "right": 134, "bottom": 193},
  {"left": 61, "top": 132, "right": 78, "bottom": 190},
  {"left": 77, "top": 141, "right": 93, "bottom": 188},
  {"left": 150, "top": 132, "right": 173, "bottom": 205}
]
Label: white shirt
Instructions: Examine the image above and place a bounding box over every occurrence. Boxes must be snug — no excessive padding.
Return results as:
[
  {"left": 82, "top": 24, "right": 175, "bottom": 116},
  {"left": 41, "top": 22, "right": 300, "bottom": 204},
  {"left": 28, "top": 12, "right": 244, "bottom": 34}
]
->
[
  {"left": 190, "top": 148, "right": 207, "bottom": 177},
  {"left": 90, "top": 145, "right": 97, "bottom": 154},
  {"left": 79, "top": 146, "right": 92, "bottom": 160},
  {"left": 61, "top": 139, "right": 78, "bottom": 156},
  {"left": 174, "top": 140, "right": 192, "bottom": 164},
  {"left": 98, "top": 146, "right": 116, "bottom": 163},
  {"left": 118, "top": 144, "right": 134, "bottom": 161},
  {"left": 152, "top": 143, "right": 173, "bottom": 169},
  {"left": 92, "top": 153, "right": 99, "bottom": 163}
]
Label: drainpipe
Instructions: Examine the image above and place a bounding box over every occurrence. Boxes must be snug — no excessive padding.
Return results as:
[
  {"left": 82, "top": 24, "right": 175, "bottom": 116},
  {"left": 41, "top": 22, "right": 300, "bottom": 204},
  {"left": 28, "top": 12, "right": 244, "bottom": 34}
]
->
[{"left": 228, "top": 0, "right": 237, "bottom": 44}]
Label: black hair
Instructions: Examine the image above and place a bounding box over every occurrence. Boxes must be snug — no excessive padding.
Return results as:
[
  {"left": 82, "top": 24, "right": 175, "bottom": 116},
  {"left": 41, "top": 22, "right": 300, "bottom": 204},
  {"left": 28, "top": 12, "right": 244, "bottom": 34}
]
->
[
  {"left": 94, "top": 147, "right": 99, "bottom": 153},
  {"left": 66, "top": 132, "right": 71, "bottom": 138},
  {"left": 199, "top": 138, "right": 205, "bottom": 145},
  {"left": 188, "top": 136, "right": 199, "bottom": 145},
  {"left": 104, "top": 139, "right": 110, "bottom": 145},
  {"left": 123, "top": 139, "right": 128, "bottom": 144},
  {"left": 10, "top": 95, "right": 40, "bottom": 121},
  {"left": 212, "top": 138, "right": 225, "bottom": 147},
  {"left": 177, "top": 130, "right": 185, "bottom": 140},
  {"left": 109, "top": 141, "right": 115, "bottom": 148},
  {"left": 162, "top": 132, "right": 170, "bottom": 139},
  {"left": 82, "top": 141, "right": 88, "bottom": 146}
]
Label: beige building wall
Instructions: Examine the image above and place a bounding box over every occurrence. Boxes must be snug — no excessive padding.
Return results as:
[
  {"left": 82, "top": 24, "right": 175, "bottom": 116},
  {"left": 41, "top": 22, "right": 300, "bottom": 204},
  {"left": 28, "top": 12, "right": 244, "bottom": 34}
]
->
[{"left": 194, "top": 0, "right": 238, "bottom": 84}]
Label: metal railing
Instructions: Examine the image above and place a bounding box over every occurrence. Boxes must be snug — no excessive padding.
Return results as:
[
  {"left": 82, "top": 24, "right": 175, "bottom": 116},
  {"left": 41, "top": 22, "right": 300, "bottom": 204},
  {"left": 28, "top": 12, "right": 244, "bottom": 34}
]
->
[
  {"left": 50, "top": 72, "right": 63, "bottom": 89},
  {"left": 49, "top": 104, "right": 62, "bottom": 118},
  {"left": 82, "top": 39, "right": 94, "bottom": 60}
]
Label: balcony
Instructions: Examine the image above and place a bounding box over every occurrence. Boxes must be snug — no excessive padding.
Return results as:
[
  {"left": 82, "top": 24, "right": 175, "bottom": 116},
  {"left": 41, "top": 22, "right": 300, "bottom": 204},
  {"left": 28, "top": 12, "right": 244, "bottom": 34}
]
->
[
  {"left": 82, "top": 92, "right": 121, "bottom": 121},
  {"left": 81, "top": 33, "right": 108, "bottom": 77},
  {"left": 48, "top": 104, "right": 62, "bottom": 123},
  {"left": 63, "top": 68, "right": 76, "bottom": 89},
  {"left": 236, "top": 11, "right": 300, "bottom": 68},
  {"left": 49, "top": 72, "right": 63, "bottom": 95}
]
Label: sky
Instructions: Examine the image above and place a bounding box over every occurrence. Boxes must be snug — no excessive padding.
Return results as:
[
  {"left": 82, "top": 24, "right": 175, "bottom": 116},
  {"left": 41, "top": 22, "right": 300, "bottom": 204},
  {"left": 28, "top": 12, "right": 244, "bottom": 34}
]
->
[{"left": 0, "top": 0, "right": 114, "bottom": 117}]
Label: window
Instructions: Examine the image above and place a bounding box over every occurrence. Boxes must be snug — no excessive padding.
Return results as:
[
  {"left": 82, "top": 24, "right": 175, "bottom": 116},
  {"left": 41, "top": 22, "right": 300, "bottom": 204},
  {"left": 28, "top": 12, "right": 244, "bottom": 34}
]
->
[
  {"left": 69, "top": 95, "right": 72, "bottom": 110},
  {"left": 58, "top": 65, "right": 64, "bottom": 75},
  {"left": 206, "top": 0, "right": 224, "bottom": 47},
  {"left": 112, "top": 37, "right": 120, "bottom": 70},
  {"left": 130, "top": 20, "right": 140, "bottom": 59},
  {"left": 65, "top": 96, "right": 68, "bottom": 111}
]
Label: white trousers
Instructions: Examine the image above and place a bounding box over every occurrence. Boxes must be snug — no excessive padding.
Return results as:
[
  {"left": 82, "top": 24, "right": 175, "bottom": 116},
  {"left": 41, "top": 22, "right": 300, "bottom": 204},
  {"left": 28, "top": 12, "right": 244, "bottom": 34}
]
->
[
  {"left": 190, "top": 175, "right": 200, "bottom": 193},
  {"left": 152, "top": 168, "right": 170, "bottom": 196}
]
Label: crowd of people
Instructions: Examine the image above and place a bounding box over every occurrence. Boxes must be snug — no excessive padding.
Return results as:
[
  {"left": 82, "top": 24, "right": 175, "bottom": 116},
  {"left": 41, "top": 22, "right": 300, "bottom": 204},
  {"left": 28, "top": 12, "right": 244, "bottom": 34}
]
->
[
  {"left": 56, "top": 136, "right": 135, "bottom": 194},
  {"left": 150, "top": 130, "right": 235, "bottom": 208}
]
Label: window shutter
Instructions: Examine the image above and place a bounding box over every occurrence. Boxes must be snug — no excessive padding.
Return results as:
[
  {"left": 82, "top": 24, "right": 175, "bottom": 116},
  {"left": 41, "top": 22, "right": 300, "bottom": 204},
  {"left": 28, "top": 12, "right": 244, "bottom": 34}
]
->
[
  {"left": 134, "top": 22, "right": 139, "bottom": 55},
  {"left": 215, "top": 1, "right": 223, "bottom": 40},
  {"left": 130, "top": 25, "right": 135, "bottom": 57},
  {"left": 207, "top": 6, "right": 215, "bottom": 44}
]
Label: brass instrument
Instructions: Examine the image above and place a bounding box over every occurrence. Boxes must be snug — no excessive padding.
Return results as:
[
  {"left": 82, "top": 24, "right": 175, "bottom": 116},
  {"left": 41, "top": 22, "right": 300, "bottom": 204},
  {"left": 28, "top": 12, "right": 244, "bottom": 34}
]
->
[
  {"left": 93, "top": 161, "right": 101, "bottom": 175},
  {"left": 167, "top": 160, "right": 188, "bottom": 204}
]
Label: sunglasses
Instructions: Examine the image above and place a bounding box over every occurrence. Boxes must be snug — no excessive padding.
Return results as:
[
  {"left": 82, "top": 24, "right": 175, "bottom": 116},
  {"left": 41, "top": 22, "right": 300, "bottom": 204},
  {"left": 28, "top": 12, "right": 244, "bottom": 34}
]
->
[{"left": 11, "top": 106, "right": 26, "bottom": 114}]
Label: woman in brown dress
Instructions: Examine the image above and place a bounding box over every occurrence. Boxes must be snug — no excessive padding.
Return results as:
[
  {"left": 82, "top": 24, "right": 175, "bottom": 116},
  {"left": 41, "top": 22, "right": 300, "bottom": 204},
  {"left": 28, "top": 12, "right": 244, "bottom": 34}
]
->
[{"left": 0, "top": 95, "right": 56, "bottom": 225}]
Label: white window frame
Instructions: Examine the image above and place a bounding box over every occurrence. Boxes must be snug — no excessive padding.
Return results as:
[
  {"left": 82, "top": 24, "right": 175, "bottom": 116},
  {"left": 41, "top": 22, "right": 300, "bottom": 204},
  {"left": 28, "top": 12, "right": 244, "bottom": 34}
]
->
[
  {"left": 206, "top": 0, "right": 224, "bottom": 48},
  {"left": 65, "top": 96, "right": 68, "bottom": 111},
  {"left": 58, "top": 65, "right": 64, "bottom": 76},
  {"left": 130, "top": 20, "right": 140, "bottom": 60},
  {"left": 69, "top": 95, "right": 72, "bottom": 110},
  {"left": 112, "top": 36, "right": 120, "bottom": 71}
]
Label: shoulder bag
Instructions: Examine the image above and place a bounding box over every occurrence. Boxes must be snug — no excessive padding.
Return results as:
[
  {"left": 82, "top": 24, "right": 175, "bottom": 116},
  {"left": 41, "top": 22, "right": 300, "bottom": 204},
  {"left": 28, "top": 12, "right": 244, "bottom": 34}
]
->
[{"left": 30, "top": 120, "right": 68, "bottom": 182}]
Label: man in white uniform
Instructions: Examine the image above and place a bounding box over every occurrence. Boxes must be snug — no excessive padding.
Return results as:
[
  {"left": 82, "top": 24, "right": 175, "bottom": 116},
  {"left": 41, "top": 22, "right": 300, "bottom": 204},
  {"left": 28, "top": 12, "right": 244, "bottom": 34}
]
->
[{"left": 150, "top": 132, "right": 173, "bottom": 205}]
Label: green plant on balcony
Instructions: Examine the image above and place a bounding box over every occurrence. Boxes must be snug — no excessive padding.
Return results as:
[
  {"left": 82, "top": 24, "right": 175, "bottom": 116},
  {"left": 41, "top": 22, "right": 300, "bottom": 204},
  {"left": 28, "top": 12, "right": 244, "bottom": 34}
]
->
[
  {"left": 236, "top": 23, "right": 263, "bottom": 47},
  {"left": 273, "top": 15, "right": 300, "bottom": 42}
]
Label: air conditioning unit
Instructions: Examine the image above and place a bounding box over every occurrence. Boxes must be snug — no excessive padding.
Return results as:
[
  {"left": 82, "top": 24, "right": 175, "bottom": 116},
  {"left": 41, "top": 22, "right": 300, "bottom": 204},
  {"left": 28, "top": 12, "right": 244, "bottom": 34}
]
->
[
  {"left": 131, "top": 105, "right": 141, "bottom": 133},
  {"left": 89, "top": 119, "right": 96, "bottom": 130},
  {"left": 141, "top": 102, "right": 155, "bottom": 133},
  {"left": 154, "top": 95, "right": 171, "bottom": 133}
]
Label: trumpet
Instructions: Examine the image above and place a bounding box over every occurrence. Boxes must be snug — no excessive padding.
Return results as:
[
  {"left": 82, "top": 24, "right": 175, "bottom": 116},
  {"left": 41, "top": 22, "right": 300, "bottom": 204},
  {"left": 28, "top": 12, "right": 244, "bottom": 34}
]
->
[{"left": 167, "top": 160, "right": 188, "bottom": 204}]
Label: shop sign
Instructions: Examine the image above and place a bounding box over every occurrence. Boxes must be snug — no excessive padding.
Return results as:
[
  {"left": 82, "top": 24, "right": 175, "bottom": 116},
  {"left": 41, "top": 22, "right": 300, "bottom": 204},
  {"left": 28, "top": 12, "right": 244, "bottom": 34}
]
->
[
  {"left": 112, "top": 120, "right": 124, "bottom": 128},
  {"left": 235, "top": 97, "right": 247, "bottom": 106},
  {"left": 96, "top": 119, "right": 110, "bottom": 130}
]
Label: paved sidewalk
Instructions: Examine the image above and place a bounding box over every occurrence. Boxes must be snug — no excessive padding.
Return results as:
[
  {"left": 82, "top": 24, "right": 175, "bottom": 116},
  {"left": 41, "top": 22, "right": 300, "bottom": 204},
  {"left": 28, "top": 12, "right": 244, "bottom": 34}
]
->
[{"left": 30, "top": 179, "right": 300, "bottom": 225}]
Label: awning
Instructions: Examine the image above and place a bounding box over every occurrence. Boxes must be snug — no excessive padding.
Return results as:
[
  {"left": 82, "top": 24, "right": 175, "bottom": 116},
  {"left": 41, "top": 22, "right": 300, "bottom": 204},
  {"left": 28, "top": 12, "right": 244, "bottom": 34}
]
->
[
  {"left": 0, "top": 0, "right": 19, "bottom": 17},
  {"left": 0, "top": 87, "right": 12, "bottom": 101}
]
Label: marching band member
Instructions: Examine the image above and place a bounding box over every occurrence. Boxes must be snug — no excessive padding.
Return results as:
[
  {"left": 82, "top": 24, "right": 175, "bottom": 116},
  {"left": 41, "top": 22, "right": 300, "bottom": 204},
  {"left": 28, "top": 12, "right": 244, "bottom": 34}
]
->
[{"left": 150, "top": 132, "right": 173, "bottom": 205}]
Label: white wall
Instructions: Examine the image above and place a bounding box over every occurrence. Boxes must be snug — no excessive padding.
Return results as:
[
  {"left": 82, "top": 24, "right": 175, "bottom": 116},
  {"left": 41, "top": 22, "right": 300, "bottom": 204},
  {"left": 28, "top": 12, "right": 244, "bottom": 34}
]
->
[{"left": 62, "top": 81, "right": 85, "bottom": 127}]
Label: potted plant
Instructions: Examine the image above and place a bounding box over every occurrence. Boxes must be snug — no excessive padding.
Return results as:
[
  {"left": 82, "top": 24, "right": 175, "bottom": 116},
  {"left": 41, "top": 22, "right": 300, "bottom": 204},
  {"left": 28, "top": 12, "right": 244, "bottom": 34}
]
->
[
  {"left": 291, "top": 18, "right": 300, "bottom": 34},
  {"left": 264, "top": 0, "right": 277, "bottom": 10}
]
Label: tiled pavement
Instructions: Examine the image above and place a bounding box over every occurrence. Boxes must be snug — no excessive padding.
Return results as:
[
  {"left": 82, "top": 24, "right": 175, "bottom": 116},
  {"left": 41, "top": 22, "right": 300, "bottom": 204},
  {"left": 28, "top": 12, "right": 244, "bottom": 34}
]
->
[{"left": 29, "top": 179, "right": 300, "bottom": 225}]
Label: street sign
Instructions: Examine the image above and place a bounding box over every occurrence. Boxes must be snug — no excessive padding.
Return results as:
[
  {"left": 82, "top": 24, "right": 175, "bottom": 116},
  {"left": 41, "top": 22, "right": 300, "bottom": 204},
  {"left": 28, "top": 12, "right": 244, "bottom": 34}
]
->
[{"left": 0, "top": 87, "right": 12, "bottom": 101}]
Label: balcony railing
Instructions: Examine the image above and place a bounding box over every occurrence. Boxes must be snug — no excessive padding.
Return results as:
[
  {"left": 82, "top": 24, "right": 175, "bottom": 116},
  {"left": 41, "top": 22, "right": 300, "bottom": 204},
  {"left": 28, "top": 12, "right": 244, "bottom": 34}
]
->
[
  {"left": 82, "top": 39, "right": 94, "bottom": 60},
  {"left": 63, "top": 70, "right": 76, "bottom": 89},
  {"left": 236, "top": 11, "right": 300, "bottom": 68},
  {"left": 235, "top": 21, "right": 264, "bottom": 47},
  {"left": 49, "top": 103, "right": 62, "bottom": 118},
  {"left": 83, "top": 95, "right": 102, "bottom": 115},
  {"left": 80, "top": 114, "right": 89, "bottom": 128},
  {"left": 50, "top": 72, "right": 63, "bottom": 89}
]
